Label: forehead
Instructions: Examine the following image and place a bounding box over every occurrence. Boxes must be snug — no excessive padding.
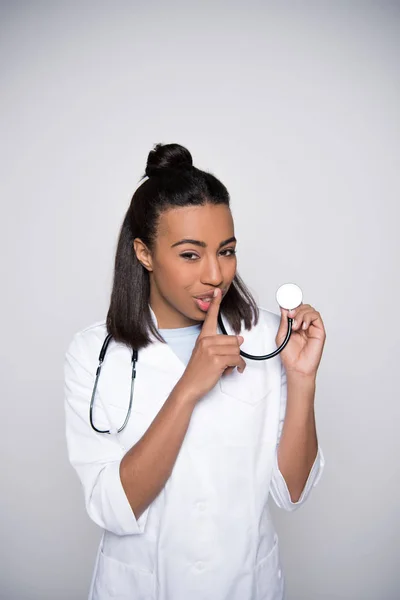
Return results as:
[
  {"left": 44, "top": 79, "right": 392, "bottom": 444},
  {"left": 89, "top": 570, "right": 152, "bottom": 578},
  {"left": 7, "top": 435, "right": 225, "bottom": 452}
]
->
[{"left": 157, "top": 204, "right": 234, "bottom": 241}]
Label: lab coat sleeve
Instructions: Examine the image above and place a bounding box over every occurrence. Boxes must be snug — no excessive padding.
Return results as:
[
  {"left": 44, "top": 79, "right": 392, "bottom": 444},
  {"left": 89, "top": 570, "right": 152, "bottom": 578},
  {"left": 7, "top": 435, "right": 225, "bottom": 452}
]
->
[
  {"left": 269, "top": 360, "right": 325, "bottom": 511},
  {"left": 64, "top": 331, "right": 150, "bottom": 536}
]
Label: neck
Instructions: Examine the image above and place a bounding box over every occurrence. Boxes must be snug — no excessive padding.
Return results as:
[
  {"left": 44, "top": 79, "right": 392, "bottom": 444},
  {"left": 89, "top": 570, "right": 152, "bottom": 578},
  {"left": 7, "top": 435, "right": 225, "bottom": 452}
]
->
[{"left": 149, "top": 291, "right": 199, "bottom": 329}]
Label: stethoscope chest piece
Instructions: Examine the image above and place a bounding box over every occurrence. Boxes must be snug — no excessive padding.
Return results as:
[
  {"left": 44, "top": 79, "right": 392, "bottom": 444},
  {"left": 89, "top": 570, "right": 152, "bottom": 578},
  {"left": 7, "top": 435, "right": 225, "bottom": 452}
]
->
[{"left": 275, "top": 283, "right": 303, "bottom": 311}]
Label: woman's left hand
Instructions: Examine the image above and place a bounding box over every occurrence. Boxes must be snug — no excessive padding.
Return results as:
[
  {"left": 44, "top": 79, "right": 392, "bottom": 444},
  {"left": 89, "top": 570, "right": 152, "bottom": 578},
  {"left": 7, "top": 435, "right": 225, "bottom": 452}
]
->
[{"left": 275, "top": 303, "right": 326, "bottom": 378}]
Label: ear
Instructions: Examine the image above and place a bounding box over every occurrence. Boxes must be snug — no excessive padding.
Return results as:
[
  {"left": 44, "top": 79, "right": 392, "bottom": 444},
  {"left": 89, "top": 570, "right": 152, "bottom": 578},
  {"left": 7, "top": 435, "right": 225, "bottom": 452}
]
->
[{"left": 133, "top": 238, "right": 153, "bottom": 272}]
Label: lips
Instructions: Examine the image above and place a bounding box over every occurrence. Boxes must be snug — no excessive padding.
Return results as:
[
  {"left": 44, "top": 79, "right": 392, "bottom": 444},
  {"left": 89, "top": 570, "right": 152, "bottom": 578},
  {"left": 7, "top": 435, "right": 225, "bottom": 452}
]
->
[
  {"left": 194, "top": 297, "right": 212, "bottom": 312},
  {"left": 194, "top": 289, "right": 226, "bottom": 300},
  {"left": 195, "top": 293, "right": 214, "bottom": 301},
  {"left": 193, "top": 289, "right": 226, "bottom": 312}
]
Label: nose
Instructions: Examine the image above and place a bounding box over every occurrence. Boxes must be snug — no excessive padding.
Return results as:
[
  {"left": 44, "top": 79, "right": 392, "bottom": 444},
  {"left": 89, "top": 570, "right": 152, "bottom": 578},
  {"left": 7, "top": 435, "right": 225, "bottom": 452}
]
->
[{"left": 200, "top": 254, "right": 224, "bottom": 288}]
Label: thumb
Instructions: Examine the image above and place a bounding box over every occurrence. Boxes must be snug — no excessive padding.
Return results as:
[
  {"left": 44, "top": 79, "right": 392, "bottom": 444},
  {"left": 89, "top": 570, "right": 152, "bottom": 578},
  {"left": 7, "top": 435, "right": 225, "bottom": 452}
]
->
[
  {"left": 199, "top": 288, "right": 222, "bottom": 338},
  {"left": 276, "top": 307, "right": 291, "bottom": 346}
]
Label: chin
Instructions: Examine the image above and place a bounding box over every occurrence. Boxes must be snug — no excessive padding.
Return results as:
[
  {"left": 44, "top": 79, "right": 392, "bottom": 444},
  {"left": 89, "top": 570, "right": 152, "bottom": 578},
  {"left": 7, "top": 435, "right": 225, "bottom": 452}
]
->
[{"left": 189, "top": 306, "right": 206, "bottom": 321}]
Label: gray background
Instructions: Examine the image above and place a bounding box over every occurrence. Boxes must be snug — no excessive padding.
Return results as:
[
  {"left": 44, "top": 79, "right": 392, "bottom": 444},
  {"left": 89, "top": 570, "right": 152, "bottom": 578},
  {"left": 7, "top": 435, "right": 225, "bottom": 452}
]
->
[{"left": 1, "top": 1, "right": 399, "bottom": 599}]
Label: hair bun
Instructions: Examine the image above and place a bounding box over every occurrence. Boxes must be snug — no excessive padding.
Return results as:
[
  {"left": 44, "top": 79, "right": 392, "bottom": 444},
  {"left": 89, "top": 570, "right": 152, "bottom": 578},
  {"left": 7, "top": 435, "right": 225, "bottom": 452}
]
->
[{"left": 145, "top": 143, "right": 193, "bottom": 178}]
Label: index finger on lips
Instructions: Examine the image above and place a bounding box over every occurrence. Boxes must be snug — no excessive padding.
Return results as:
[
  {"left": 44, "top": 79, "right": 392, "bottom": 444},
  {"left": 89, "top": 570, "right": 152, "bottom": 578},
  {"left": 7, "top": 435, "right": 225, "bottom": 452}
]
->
[
  {"left": 200, "top": 335, "right": 243, "bottom": 346},
  {"left": 199, "top": 288, "right": 222, "bottom": 338}
]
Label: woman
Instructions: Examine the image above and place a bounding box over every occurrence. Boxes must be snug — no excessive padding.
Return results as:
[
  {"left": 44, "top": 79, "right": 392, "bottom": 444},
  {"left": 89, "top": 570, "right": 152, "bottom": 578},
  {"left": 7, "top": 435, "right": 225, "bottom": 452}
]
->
[{"left": 64, "top": 143, "right": 326, "bottom": 600}]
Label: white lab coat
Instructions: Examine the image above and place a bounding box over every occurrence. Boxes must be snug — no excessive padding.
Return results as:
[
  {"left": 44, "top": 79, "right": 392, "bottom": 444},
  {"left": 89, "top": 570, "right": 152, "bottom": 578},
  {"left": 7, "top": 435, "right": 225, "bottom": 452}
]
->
[{"left": 64, "top": 306, "right": 324, "bottom": 600}]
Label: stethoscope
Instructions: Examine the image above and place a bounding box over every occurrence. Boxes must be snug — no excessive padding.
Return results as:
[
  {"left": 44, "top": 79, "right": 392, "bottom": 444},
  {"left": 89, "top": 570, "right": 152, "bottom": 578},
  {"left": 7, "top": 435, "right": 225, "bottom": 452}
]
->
[{"left": 89, "top": 283, "right": 303, "bottom": 435}]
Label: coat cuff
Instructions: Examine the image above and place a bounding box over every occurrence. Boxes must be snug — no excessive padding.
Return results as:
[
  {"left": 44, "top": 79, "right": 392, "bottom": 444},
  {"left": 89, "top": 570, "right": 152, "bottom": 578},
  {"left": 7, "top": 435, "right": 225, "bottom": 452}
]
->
[
  {"left": 269, "top": 445, "right": 325, "bottom": 511},
  {"left": 93, "top": 459, "right": 150, "bottom": 536}
]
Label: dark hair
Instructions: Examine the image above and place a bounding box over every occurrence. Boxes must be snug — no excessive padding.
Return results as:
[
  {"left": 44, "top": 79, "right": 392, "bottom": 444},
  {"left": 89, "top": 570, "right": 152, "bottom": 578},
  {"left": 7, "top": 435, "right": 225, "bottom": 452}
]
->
[{"left": 106, "top": 143, "right": 259, "bottom": 349}]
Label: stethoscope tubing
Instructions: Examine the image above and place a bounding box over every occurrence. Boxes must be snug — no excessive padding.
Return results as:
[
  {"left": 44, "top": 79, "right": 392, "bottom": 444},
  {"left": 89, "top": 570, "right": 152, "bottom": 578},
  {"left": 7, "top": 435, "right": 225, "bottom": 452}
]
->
[
  {"left": 217, "top": 313, "right": 293, "bottom": 360},
  {"left": 90, "top": 313, "right": 293, "bottom": 434},
  {"left": 89, "top": 334, "right": 138, "bottom": 435}
]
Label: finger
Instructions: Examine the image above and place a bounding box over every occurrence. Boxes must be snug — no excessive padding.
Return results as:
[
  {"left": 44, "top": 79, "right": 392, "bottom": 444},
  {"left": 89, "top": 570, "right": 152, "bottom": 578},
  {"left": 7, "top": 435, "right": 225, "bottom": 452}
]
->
[
  {"left": 290, "top": 309, "right": 323, "bottom": 334},
  {"left": 287, "top": 303, "right": 311, "bottom": 321},
  {"left": 199, "top": 288, "right": 222, "bottom": 338},
  {"left": 299, "top": 311, "right": 324, "bottom": 332},
  {"left": 277, "top": 307, "right": 294, "bottom": 341},
  {"left": 217, "top": 354, "right": 246, "bottom": 372},
  {"left": 199, "top": 334, "right": 244, "bottom": 346},
  {"left": 222, "top": 358, "right": 246, "bottom": 376},
  {"left": 291, "top": 309, "right": 316, "bottom": 330},
  {"left": 209, "top": 344, "right": 244, "bottom": 355},
  {"left": 222, "top": 366, "right": 235, "bottom": 376},
  {"left": 237, "top": 357, "right": 247, "bottom": 373},
  {"left": 286, "top": 304, "right": 309, "bottom": 328}
]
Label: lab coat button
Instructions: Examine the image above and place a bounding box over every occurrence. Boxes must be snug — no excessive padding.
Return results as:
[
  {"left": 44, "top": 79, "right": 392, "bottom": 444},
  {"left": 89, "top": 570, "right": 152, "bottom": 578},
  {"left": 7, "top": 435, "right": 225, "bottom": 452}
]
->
[
  {"left": 195, "top": 561, "right": 205, "bottom": 571},
  {"left": 278, "top": 569, "right": 282, "bottom": 579},
  {"left": 197, "top": 501, "right": 206, "bottom": 511}
]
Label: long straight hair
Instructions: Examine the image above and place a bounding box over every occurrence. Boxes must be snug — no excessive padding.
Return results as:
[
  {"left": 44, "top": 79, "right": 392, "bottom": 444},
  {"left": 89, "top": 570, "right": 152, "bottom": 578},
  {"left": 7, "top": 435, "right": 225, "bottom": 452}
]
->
[{"left": 106, "top": 143, "right": 259, "bottom": 350}]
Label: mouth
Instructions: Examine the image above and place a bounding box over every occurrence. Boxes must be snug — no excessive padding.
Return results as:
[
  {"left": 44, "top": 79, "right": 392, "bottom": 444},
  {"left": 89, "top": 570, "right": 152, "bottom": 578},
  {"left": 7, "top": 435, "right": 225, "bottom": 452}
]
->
[{"left": 193, "top": 289, "right": 226, "bottom": 312}]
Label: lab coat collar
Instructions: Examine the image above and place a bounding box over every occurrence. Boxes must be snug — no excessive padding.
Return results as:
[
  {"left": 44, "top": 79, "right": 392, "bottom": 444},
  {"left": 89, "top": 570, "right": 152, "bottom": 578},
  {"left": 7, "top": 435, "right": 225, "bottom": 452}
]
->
[{"left": 149, "top": 305, "right": 159, "bottom": 329}]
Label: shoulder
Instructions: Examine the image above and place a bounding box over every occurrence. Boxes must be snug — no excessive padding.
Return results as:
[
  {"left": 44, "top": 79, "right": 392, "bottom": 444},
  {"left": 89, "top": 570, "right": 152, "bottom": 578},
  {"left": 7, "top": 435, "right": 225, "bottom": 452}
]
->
[
  {"left": 247, "top": 305, "right": 281, "bottom": 338},
  {"left": 65, "top": 320, "right": 108, "bottom": 369},
  {"left": 256, "top": 306, "right": 281, "bottom": 329}
]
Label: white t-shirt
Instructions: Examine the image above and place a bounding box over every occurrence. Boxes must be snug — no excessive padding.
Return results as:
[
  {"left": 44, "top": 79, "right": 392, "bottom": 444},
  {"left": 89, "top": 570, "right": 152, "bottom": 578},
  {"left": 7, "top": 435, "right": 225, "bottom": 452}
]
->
[{"left": 158, "top": 323, "right": 201, "bottom": 366}]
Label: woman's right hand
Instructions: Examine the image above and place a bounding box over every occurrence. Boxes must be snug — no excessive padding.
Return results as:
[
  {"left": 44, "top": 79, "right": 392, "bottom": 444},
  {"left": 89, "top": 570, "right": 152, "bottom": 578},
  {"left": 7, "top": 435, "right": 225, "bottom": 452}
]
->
[{"left": 176, "top": 288, "right": 246, "bottom": 405}]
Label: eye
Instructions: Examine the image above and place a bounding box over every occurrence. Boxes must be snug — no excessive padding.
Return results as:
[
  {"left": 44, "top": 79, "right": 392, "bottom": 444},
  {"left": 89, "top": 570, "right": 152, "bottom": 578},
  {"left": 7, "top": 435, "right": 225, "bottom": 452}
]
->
[
  {"left": 180, "top": 252, "right": 199, "bottom": 261},
  {"left": 180, "top": 248, "right": 236, "bottom": 261},
  {"left": 219, "top": 248, "right": 236, "bottom": 257}
]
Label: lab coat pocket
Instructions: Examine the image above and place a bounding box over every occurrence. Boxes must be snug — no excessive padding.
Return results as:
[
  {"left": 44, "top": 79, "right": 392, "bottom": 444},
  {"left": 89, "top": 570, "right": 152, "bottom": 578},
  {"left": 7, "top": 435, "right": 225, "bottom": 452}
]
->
[
  {"left": 219, "top": 359, "right": 270, "bottom": 406},
  {"left": 93, "top": 549, "right": 154, "bottom": 599},
  {"left": 255, "top": 534, "right": 284, "bottom": 600}
]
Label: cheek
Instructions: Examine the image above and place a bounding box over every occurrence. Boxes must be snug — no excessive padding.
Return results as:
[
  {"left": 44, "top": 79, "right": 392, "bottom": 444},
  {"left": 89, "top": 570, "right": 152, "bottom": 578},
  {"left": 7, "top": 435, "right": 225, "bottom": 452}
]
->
[
  {"left": 225, "top": 257, "right": 237, "bottom": 280},
  {"left": 157, "top": 260, "right": 194, "bottom": 289}
]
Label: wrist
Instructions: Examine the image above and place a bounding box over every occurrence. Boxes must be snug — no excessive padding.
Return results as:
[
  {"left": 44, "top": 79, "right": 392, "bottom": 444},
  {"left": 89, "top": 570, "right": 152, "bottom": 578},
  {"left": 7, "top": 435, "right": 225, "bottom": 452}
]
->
[
  {"left": 172, "top": 380, "right": 199, "bottom": 408},
  {"left": 286, "top": 373, "right": 316, "bottom": 405},
  {"left": 286, "top": 370, "right": 317, "bottom": 386}
]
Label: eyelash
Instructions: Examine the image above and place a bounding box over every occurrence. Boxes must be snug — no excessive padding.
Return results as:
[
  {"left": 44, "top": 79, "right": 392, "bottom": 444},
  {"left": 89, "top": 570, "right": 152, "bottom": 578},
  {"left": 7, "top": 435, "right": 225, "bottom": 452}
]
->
[{"left": 180, "top": 249, "right": 237, "bottom": 261}]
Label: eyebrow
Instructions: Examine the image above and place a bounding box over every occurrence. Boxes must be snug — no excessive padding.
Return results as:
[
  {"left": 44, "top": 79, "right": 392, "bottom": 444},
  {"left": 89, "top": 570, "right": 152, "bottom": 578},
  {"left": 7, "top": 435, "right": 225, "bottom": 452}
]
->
[{"left": 171, "top": 236, "right": 237, "bottom": 249}]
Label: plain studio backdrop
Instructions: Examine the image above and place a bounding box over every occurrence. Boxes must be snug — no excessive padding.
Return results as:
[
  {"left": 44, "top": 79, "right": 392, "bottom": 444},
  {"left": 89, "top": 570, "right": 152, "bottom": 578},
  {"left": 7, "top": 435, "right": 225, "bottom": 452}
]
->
[{"left": 1, "top": 1, "right": 399, "bottom": 599}]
